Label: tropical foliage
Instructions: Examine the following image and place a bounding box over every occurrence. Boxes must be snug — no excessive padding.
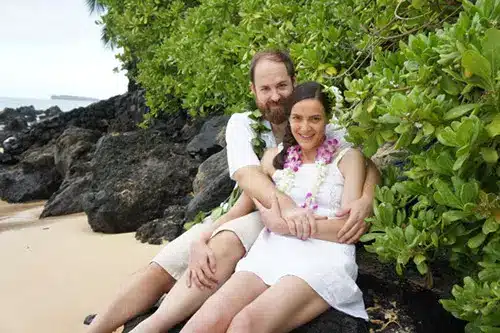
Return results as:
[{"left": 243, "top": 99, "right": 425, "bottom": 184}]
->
[{"left": 94, "top": 0, "right": 500, "bottom": 331}]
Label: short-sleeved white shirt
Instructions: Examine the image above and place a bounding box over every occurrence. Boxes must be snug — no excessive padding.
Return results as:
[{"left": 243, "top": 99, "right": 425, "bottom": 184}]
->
[{"left": 226, "top": 112, "right": 351, "bottom": 179}]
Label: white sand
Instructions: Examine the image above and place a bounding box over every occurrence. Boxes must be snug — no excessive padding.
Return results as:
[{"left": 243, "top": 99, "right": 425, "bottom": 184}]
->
[{"left": 0, "top": 201, "right": 161, "bottom": 333}]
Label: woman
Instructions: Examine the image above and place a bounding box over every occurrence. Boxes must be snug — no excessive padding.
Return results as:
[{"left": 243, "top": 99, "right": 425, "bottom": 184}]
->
[{"left": 180, "top": 81, "right": 368, "bottom": 333}]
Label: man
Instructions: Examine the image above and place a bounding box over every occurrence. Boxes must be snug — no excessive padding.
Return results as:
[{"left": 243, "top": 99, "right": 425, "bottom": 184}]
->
[{"left": 87, "top": 50, "right": 380, "bottom": 333}]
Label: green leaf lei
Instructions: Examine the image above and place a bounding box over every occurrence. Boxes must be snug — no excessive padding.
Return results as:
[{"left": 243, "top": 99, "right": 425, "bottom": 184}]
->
[{"left": 184, "top": 110, "right": 268, "bottom": 231}]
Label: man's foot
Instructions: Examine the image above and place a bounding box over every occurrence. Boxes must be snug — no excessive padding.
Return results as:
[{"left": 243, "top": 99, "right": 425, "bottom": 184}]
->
[{"left": 83, "top": 313, "right": 97, "bottom": 325}]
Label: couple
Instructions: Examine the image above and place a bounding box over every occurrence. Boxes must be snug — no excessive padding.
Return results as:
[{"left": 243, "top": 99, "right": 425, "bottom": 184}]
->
[{"left": 87, "top": 50, "right": 380, "bottom": 333}]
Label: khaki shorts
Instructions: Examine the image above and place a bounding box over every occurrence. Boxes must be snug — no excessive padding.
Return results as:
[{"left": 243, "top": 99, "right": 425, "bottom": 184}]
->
[{"left": 151, "top": 211, "right": 263, "bottom": 280}]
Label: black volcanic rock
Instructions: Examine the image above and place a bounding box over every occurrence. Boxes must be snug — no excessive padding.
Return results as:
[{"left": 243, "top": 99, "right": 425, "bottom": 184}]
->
[
  {"left": 1, "top": 90, "right": 146, "bottom": 156},
  {"left": 38, "top": 106, "right": 63, "bottom": 120},
  {"left": 82, "top": 130, "right": 200, "bottom": 233},
  {"left": 0, "top": 144, "right": 62, "bottom": 202},
  {"left": 41, "top": 173, "right": 92, "bottom": 217},
  {"left": 186, "top": 115, "right": 229, "bottom": 160},
  {"left": 185, "top": 148, "right": 234, "bottom": 220},
  {"left": 135, "top": 205, "right": 186, "bottom": 244},
  {"left": 53, "top": 126, "right": 101, "bottom": 176},
  {"left": 0, "top": 106, "right": 37, "bottom": 123},
  {"left": 4, "top": 117, "right": 28, "bottom": 131},
  {"left": 40, "top": 127, "right": 100, "bottom": 217}
]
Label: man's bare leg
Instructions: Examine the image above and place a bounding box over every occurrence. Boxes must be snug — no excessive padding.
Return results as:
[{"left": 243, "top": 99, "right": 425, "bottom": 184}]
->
[
  {"left": 87, "top": 263, "right": 176, "bottom": 333},
  {"left": 129, "top": 231, "right": 246, "bottom": 333}
]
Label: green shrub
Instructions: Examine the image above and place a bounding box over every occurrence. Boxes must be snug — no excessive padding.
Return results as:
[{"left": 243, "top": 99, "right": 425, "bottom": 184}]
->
[
  {"left": 339, "top": 2, "right": 500, "bottom": 331},
  {"left": 101, "top": 0, "right": 456, "bottom": 115}
]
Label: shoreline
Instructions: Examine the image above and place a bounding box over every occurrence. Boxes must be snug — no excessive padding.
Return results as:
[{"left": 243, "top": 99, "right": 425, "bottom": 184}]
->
[{"left": 0, "top": 201, "right": 161, "bottom": 333}]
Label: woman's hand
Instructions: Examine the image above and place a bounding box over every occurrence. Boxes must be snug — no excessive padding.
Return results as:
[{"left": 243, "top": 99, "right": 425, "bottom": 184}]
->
[
  {"left": 336, "top": 195, "right": 373, "bottom": 244},
  {"left": 186, "top": 235, "right": 218, "bottom": 290},
  {"left": 254, "top": 195, "right": 325, "bottom": 240},
  {"left": 281, "top": 206, "right": 318, "bottom": 240}
]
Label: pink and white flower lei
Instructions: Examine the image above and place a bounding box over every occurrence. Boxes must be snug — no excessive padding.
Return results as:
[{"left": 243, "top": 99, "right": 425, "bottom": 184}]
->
[{"left": 276, "top": 137, "right": 340, "bottom": 211}]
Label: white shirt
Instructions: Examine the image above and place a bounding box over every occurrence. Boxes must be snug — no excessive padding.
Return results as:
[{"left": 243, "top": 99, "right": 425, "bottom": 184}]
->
[{"left": 226, "top": 111, "right": 351, "bottom": 179}]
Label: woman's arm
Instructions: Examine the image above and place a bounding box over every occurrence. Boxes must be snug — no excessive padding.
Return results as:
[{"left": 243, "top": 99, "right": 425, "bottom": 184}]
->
[{"left": 312, "top": 149, "right": 366, "bottom": 242}]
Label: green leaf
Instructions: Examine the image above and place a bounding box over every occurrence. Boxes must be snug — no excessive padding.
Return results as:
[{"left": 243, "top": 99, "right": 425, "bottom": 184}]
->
[
  {"left": 325, "top": 66, "right": 337, "bottom": 75},
  {"left": 483, "top": 217, "right": 499, "bottom": 234},
  {"left": 481, "top": 147, "right": 499, "bottom": 163},
  {"left": 414, "top": 253, "right": 426, "bottom": 265},
  {"left": 366, "top": 98, "right": 377, "bottom": 113},
  {"left": 431, "top": 232, "right": 439, "bottom": 247},
  {"left": 416, "top": 261, "right": 428, "bottom": 275},
  {"left": 210, "top": 207, "right": 224, "bottom": 220},
  {"left": 453, "top": 152, "right": 470, "bottom": 171},
  {"left": 437, "top": 127, "right": 458, "bottom": 147},
  {"left": 444, "top": 104, "right": 479, "bottom": 121},
  {"left": 395, "top": 122, "right": 411, "bottom": 134},
  {"left": 405, "top": 224, "right": 417, "bottom": 243},
  {"left": 395, "top": 132, "right": 413, "bottom": 149},
  {"left": 434, "top": 151, "right": 454, "bottom": 175},
  {"left": 378, "top": 114, "right": 401, "bottom": 124},
  {"left": 411, "top": 0, "right": 425, "bottom": 9},
  {"left": 467, "top": 232, "right": 487, "bottom": 249},
  {"left": 486, "top": 114, "right": 500, "bottom": 138},
  {"left": 423, "top": 122, "right": 435, "bottom": 136},
  {"left": 396, "top": 262, "right": 403, "bottom": 276},
  {"left": 443, "top": 210, "right": 468, "bottom": 224},
  {"left": 462, "top": 49, "right": 492, "bottom": 82},
  {"left": 360, "top": 233, "right": 378, "bottom": 242},
  {"left": 390, "top": 93, "right": 408, "bottom": 114},
  {"left": 434, "top": 179, "right": 462, "bottom": 209},
  {"left": 459, "top": 181, "right": 479, "bottom": 204},
  {"left": 440, "top": 75, "right": 461, "bottom": 95},
  {"left": 482, "top": 28, "right": 500, "bottom": 74}
]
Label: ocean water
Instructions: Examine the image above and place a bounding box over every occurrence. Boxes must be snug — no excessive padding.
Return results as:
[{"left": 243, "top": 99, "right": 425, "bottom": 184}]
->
[{"left": 0, "top": 96, "right": 98, "bottom": 112}]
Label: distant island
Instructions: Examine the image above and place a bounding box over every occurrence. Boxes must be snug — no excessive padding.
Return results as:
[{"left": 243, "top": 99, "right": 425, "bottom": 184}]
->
[{"left": 51, "top": 95, "right": 100, "bottom": 102}]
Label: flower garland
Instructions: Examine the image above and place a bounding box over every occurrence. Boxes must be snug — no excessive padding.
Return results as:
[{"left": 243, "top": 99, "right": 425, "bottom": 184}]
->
[
  {"left": 248, "top": 109, "right": 270, "bottom": 158},
  {"left": 276, "top": 137, "right": 340, "bottom": 211}
]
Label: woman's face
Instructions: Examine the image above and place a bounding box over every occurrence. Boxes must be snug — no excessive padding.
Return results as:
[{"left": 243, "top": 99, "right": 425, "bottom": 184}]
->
[{"left": 289, "top": 98, "right": 327, "bottom": 152}]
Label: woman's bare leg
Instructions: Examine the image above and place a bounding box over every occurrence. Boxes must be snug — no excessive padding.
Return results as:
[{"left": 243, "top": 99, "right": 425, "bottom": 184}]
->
[
  {"left": 179, "top": 272, "right": 268, "bottom": 333},
  {"left": 227, "top": 275, "right": 329, "bottom": 333}
]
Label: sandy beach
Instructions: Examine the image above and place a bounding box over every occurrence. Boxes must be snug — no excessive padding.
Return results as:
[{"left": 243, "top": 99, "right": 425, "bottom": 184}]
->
[{"left": 0, "top": 201, "right": 161, "bottom": 333}]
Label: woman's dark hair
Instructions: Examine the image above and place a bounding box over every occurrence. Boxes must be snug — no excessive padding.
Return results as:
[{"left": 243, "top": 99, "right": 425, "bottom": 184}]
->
[{"left": 273, "top": 81, "right": 331, "bottom": 170}]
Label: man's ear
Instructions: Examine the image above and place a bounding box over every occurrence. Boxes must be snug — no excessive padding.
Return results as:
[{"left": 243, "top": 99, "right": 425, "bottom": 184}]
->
[
  {"left": 291, "top": 76, "right": 296, "bottom": 87},
  {"left": 250, "top": 82, "right": 256, "bottom": 95}
]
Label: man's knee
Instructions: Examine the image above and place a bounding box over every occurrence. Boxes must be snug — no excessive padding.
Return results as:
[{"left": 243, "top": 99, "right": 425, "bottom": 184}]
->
[{"left": 208, "top": 231, "right": 245, "bottom": 262}]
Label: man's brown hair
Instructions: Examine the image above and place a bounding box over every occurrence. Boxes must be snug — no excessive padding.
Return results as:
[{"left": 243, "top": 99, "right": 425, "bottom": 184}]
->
[{"left": 249, "top": 50, "right": 295, "bottom": 84}]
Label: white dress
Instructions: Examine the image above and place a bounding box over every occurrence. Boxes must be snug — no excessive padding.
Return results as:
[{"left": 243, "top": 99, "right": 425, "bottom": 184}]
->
[{"left": 235, "top": 148, "right": 368, "bottom": 320}]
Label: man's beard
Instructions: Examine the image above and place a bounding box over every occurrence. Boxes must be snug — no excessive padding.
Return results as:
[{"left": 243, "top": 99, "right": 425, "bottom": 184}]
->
[{"left": 257, "top": 99, "right": 287, "bottom": 125}]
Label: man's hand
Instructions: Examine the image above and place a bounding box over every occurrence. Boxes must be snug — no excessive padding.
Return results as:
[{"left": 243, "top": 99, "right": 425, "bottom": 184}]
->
[
  {"left": 336, "top": 196, "right": 373, "bottom": 244},
  {"left": 253, "top": 194, "right": 288, "bottom": 234},
  {"left": 186, "top": 235, "right": 218, "bottom": 290}
]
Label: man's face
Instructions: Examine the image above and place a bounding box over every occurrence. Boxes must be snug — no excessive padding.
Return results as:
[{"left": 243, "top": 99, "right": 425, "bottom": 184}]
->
[{"left": 251, "top": 59, "right": 294, "bottom": 125}]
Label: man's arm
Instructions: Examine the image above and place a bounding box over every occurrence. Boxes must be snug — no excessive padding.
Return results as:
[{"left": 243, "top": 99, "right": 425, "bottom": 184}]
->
[
  {"left": 198, "top": 192, "right": 255, "bottom": 241},
  {"left": 336, "top": 157, "right": 381, "bottom": 243},
  {"left": 361, "top": 159, "right": 381, "bottom": 201},
  {"left": 233, "top": 166, "right": 296, "bottom": 212}
]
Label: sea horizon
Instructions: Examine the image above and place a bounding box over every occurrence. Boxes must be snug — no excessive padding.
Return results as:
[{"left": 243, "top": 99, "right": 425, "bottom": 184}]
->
[{"left": 0, "top": 96, "right": 99, "bottom": 112}]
